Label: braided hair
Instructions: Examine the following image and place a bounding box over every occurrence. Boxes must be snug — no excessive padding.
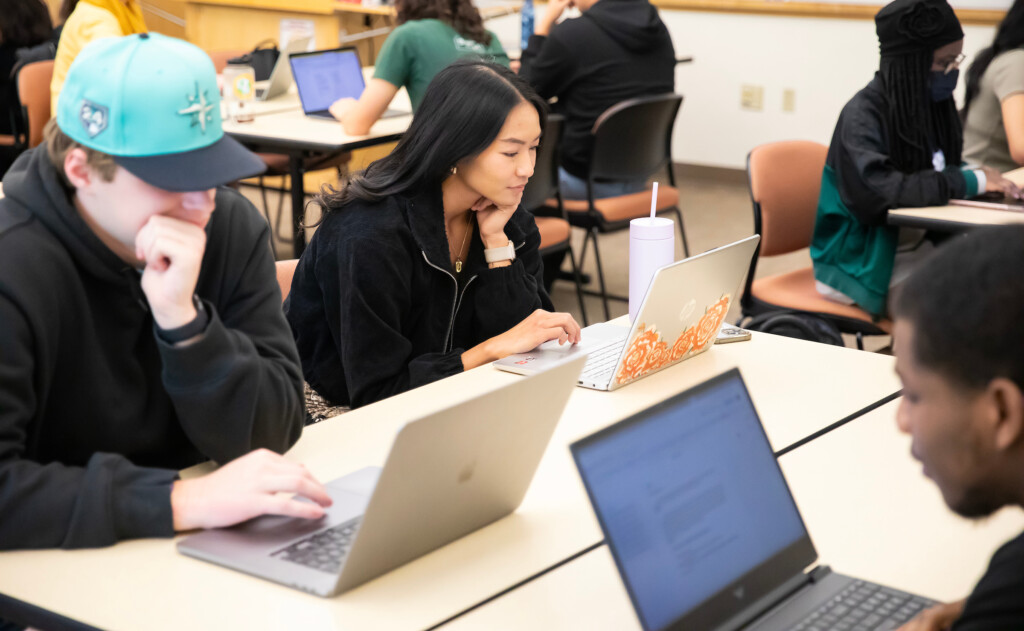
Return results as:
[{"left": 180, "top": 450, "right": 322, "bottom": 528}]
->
[
  {"left": 395, "top": 0, "right": 491, "bottom": 45},
  {"left": 880, "top": 50, "right": 963, "bottom": 172}
]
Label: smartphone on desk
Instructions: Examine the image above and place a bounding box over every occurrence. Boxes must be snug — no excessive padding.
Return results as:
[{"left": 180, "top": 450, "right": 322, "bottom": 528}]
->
[{"left": 715, "top": 326, "right": 752, "bottom": 344}]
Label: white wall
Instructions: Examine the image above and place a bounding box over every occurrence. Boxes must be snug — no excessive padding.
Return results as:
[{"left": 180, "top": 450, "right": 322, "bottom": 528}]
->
[
  {"left": 487, "top": 7, "right": 996, "bottom": 170},
  {"left": 662, "top": 11, "right": 994, "bottom": 169}
]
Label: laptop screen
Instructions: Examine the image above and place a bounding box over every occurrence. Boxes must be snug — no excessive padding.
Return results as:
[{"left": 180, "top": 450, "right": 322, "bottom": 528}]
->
[
  {"left": 571, "top": 369, "right": 812, "bottom": 631},
  {"left": 290, "top": 48, "right": 365, "bottom": 114}
]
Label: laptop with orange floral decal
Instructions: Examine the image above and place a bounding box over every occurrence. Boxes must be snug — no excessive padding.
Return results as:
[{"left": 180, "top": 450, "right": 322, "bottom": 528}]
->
[{"left": 495, "top": 235, "right": 760, "bottom": 391}]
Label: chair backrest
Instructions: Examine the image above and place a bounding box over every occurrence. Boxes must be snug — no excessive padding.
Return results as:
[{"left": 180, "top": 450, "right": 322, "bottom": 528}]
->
[
  {"left": 276, "top": 259, "right": 299, "bottom": 303},
  {"left": 588, "top": 93, "right": 683, "bottom": 183},
  {"left": 746, "top": 140, "right": 828, "bottom": 257},
  {"left": 16, "top": 60, "right": 54, "bottom": 149},
  {"left": 521, "top": 114, "right": 564, "bottom": 213}
]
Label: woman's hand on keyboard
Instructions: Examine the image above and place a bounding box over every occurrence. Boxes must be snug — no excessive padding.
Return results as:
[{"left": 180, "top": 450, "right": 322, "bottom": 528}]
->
[
  {"left": 897, "top": 599, "right": 965, "bottom": 631},
  {"left": 171, "top": 449, "right": 333, "bottom": 531}
]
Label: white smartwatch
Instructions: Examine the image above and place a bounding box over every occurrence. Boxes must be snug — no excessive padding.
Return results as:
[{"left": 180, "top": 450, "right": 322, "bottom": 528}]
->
[{"left": 484, "top": 240, "right": 516, "bottom": 264}]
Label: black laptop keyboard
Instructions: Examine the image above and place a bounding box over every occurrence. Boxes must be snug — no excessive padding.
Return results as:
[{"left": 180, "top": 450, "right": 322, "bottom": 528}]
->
[
  {"left": 269, "top": 517, "right": 362, "bottom": 574},
  {"left": 792, "top": 580, "right": 936, "bottom": 631}
]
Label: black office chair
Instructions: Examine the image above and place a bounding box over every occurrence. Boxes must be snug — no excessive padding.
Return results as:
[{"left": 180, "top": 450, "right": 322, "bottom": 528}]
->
[
  {"left": 551, "top": 93, "right": 687, "bottom": 320},
  {"left": 522, "top": 114, "right": 588, "bottom": 325}
]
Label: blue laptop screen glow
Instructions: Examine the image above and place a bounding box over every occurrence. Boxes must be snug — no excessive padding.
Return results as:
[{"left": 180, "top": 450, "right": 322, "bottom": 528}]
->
[
  {"left": 574, "top": 374, "right": 806, "bottom": 631},
  {"left": 291, "top": 50, "right": 364, "bottom": 113}
]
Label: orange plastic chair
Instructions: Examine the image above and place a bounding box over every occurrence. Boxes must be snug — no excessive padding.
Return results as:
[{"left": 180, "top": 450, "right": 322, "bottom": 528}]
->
[
  {"left": 15, "top": 60, "right": 54, "bottom": 149},
  {"left": 544, "top": 94, "right": 686, "bottom": 321},
  {"left": 276, "top": 259, "right": 299, "bottom": 303},
  {"left": 742, "top": 141, "right": 891, "bottom": 349}
]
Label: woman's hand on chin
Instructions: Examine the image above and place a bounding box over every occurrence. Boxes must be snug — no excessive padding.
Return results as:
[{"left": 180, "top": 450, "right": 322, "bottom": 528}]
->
[{"left": 471, "top": 196, "right": 518, "bottom": 248}]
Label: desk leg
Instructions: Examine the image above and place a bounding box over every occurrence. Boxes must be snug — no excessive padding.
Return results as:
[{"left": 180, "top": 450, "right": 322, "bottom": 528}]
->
[{"left": 290, "top": 155, "right": 307, "bottom": 258}]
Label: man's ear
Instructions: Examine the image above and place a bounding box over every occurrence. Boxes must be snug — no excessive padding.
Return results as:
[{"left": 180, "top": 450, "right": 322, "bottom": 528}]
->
[
  {"left": 63, "top": 148, "right": 94, "bottom": 190},
  {"left": 988, "top": 378, "right": 1024, "bottom": 452}
]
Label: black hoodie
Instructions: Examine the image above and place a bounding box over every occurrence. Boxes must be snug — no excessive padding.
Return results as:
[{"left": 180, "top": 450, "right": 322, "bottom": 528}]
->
[
  {"left": 520, "top": 0, "right": 676, "bottom": 179},
  {"left": 0, "top": 147, "right": 305, "bottom": 550}
]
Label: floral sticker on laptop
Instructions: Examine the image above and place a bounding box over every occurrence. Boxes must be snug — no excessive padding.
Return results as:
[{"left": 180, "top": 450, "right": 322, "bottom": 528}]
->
[{"left": 614, "top": 295, "right": 731, "bottom": 386}]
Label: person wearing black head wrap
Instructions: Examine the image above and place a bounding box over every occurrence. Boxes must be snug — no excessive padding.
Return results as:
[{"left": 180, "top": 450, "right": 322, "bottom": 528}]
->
[{"left": 809, "top": 0, "right": 1021, "bottom": 317}]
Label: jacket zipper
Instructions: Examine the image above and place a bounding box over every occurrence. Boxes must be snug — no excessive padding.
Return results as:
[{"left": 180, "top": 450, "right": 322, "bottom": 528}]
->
[
  {"left": 420, "top": 251, "right": 472, "bottom": 352},
  {"left": 421, "top": 240, "right": 523, "bottom": 352}
]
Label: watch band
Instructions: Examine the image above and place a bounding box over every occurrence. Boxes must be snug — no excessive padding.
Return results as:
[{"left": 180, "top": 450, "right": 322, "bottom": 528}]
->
[{"left": 484, "top": 240, "right": 516, "bottom": 264}]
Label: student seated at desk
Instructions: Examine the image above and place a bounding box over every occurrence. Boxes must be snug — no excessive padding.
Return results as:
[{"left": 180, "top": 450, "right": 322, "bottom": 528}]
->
[
  {"left": 50, "top": 0, "right": 148, "bottom": 114},
  {"left": 891, "top": 225, "right": 1024, "bottom": 630},
  {"left": 519, "top": 0, "right": 675, "bottom": 199},
  {"left": 287, "top": 60, "right": 581, "bottom": 410},
  {"left": 962, "top": 0, "right": 1024, "bottom": 172},
  {"left": 0, "top": 34, "right": 330, "bottom": 551},
  {"left": 810, "top": 0, "right": 1020, "bottom": 318},
  {"left": 328, "top": 0, "right": 509, "bottom": 135}
]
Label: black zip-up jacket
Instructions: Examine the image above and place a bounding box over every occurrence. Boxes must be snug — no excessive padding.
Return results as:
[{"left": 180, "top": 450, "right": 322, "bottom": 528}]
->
[
  {"left": 285, "top": 188, "right": 553, "bottom": 409},
  {"left": 0, "top": 148, "right": 305, "bottom": 550},
  {"left": 520, "top": 0, "right": 675, "bottom": 179}
]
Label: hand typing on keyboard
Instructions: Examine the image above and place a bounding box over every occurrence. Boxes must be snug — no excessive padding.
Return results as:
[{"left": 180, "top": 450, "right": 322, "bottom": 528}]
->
[
  {"left": 896, "top": 599, "right": 965, "bottom": 631},
  {"left": 171, "top": 449, "right": 333, "bottom": 531}
]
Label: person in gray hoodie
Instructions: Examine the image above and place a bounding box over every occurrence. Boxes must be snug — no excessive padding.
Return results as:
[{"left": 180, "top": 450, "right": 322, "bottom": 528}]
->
[{"left": 520, "top": 0, "right": 675, "bottom": 199}]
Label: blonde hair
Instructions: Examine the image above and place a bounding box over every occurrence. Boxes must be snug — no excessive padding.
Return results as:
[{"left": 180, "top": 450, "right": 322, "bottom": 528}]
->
[{"left": 43, "top": 118, "right": 118, "bottom": 187}]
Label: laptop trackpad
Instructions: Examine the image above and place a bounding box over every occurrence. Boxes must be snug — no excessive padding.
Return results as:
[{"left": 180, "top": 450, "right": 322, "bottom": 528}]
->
[{"left": 327, "top": 465, "right": 381, "bottom": 498}]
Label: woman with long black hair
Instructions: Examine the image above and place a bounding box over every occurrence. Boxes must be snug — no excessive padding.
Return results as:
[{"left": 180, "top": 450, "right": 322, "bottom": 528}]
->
[
  {"left": 962, "top": 0, "right": 1024, "bottom": 172},
  {"left": 810, "top": 0, "right": 1019, "bottom": 317},
  {"left": 328, "top": 0, "right": 509, "bottom": 135},
  {"left": 286, "top": 60, "right": 580, "bottom": 410}
]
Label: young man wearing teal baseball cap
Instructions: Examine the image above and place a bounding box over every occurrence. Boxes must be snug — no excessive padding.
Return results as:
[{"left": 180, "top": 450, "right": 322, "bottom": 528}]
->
[{"left": 0, "top": 33, "right": 332, "bottom": 551}]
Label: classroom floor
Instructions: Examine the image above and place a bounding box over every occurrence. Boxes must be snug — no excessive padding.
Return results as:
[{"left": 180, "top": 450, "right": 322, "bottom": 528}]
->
[{"left": 239, "top": 165, "right": 889, "bottom": 351}]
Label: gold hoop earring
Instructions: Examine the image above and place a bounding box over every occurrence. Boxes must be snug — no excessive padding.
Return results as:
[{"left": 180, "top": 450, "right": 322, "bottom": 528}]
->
[{"left": 451, "top": 166, "right": 458, "bottom": 176}]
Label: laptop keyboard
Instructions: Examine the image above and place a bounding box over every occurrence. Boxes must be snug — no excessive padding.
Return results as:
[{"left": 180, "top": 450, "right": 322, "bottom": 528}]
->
[
  {"left": 579, "top": 336, "right": 628, "bottom": 384},
  {"left": 792, "top": 580, "right": 936, "bottom": 631},
  {"left": 270, "top": 516, "right": 362, "bottom": 574}
]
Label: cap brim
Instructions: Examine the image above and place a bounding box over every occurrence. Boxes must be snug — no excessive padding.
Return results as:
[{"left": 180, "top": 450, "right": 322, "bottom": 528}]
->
[{"left": 113, "top": 134, "right": 267, "bottom": 192}]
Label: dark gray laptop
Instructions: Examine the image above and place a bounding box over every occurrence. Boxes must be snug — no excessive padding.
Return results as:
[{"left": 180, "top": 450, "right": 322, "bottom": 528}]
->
[
  {"left": 178, "top": 354, "right": 585, "bottom": 597},
  {"left": 289, "top": 46, "right": 408, "bottom": 121},
  {"left": 571, "top": 369, "right": 936, "bottom": 631}
]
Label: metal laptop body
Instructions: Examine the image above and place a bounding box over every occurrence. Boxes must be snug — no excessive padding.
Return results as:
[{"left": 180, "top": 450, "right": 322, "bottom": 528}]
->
[
  {"left": 289, "top": 46, "right": 408, "bottom": 120},
  {"left": 494, "top": 235, "right": 759, "bottom": 391},
  {"left": 253, "top": 36, "right": 311, "bottom": 101},
  {"left": 177, "top": 354, "right": 585, "bottom": 597},
  {"left": 570, "top": 369, "right": 935, "bottom": 631}
]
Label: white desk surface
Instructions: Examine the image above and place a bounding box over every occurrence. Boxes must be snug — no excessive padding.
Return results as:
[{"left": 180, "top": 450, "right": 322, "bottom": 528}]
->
[
  {"left": 440, "top": 399, "right": 1024, "bottom": 630},
  {"left": 889, "top": 166, "right": 1024, "bottom": 229},
  {"left": 0, "top": 331, "right": 900, "bottom": 631},
  {"left": 221, "top": 71, "right": 413, "bottom": 152}
]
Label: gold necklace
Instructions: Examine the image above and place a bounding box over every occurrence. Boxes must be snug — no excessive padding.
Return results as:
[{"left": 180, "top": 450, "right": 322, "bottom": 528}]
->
[{"left": 451, "top": 211, "right": 472, "bottom": 274}]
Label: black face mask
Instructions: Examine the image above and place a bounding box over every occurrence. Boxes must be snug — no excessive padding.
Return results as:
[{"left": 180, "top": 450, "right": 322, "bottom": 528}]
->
[{"left": 930, "top": 69, "right": 959, "bottom": 102}]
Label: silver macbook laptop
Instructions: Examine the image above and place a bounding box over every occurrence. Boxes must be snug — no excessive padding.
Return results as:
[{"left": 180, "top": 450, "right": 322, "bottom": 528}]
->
[
  {"left": 177, "top": 354, "right": 585, "bottom": 597},
  {"left": 289, "top": 46, "right": 408, "bottom": 121},
  {"left": 571, "top": 369, "right": 936, "bottom": 631},
  {"left": 253, "top": 36, "right": 311, "bottom": 101},
  {"left": 495, "top": 235, "right": 759, "bottom": 391}
]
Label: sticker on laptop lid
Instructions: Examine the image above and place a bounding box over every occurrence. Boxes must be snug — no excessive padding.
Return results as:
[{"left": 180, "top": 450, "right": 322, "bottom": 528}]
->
[{"left": 614, "top": 295, "right": 730, "bottom": 386}]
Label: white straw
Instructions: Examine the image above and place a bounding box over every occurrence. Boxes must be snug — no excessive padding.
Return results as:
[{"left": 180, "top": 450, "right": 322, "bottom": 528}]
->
[{"left": 649, "top": 182, "right": 658, "bottom": 221}]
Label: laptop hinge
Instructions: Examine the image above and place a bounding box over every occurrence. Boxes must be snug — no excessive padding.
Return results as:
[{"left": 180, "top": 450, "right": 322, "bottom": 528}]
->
[{"left": 713, "top": 566, "right": 828, "bottom": 631}]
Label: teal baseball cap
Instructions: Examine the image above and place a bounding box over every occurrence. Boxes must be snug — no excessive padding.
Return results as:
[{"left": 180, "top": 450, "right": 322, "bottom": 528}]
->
[{"left": 56, "top": 33, "right": 266, "bottom": 191}]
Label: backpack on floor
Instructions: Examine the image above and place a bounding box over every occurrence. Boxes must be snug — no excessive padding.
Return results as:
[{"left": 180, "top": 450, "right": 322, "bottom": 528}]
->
[{"left": 740, "top": 311, "right": 845, "bottom": 347}]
